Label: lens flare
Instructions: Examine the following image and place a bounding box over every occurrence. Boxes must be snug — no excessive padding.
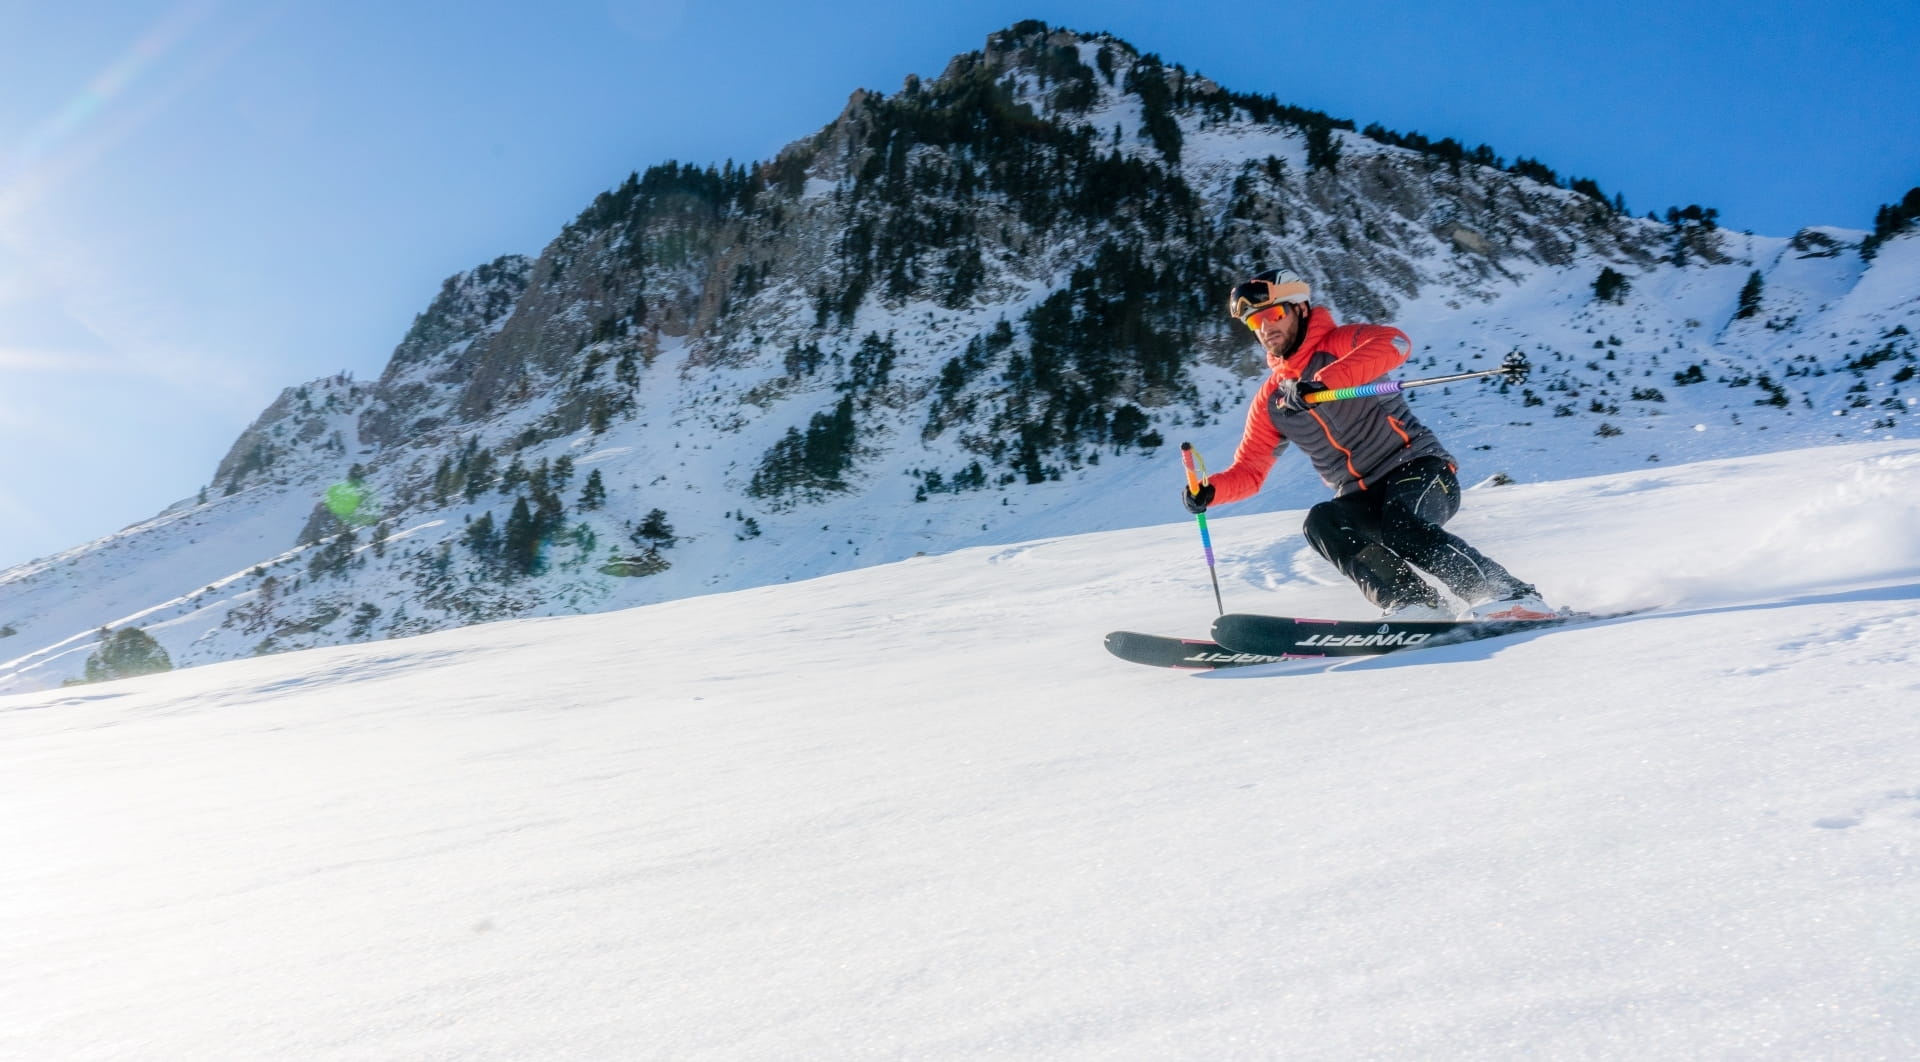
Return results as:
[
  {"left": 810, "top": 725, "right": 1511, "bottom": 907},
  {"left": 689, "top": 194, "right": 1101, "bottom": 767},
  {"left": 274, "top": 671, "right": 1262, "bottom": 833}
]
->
[
  {"left": 1, "top": 0, "right": 227, "bottom": 223},
  {"left": 325, "top": 481, "right": 377, "bottom": 526}
]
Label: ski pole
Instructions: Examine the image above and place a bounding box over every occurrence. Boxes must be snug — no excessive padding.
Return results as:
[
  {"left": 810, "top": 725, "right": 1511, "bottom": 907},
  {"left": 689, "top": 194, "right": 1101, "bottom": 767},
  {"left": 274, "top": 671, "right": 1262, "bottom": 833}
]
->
[
  {"left": 1305, "top": 351, "right": 1530, "bottom": 404},
  {"left": 1180, "top": 442, "right": 1226, "bottom": 616}
]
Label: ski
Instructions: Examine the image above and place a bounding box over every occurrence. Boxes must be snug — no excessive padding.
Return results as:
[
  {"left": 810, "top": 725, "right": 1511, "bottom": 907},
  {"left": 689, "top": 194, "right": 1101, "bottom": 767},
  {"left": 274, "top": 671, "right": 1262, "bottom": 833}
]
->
[
  {"left": 1210, "top": 609, "right": 1636, "bottom": 659},
  {"left": 1103, "top": 630, "right": 1307, "bottom": 670}
]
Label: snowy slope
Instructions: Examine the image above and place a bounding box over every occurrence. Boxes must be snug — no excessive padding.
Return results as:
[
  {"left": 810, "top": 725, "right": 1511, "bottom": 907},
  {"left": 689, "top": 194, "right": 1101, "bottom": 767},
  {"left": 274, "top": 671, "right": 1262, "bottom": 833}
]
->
[{"left": 5, "top": 441, "right": 1918, "bottom": 1060}]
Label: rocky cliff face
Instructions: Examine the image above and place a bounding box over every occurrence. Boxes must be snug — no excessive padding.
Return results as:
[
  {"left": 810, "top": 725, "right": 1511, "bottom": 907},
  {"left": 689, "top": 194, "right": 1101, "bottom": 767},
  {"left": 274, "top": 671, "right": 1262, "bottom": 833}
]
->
[
  {"left": 298, "top": 23, "right": 1701, "bottom": 505},
  {"left": 3, "top": 22, "right": 1914, "bottom": 691}
]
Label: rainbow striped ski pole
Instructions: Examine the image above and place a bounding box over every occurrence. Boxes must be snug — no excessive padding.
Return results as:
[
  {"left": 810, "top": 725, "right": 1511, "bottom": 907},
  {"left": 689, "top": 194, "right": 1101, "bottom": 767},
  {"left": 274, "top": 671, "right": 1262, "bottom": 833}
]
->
[
  {"left": 1304, "top": 351, "right": 1531, "bottom": 404},
  {"left": 1180, "top": 442, "right": 1226, "bottom": 616}
]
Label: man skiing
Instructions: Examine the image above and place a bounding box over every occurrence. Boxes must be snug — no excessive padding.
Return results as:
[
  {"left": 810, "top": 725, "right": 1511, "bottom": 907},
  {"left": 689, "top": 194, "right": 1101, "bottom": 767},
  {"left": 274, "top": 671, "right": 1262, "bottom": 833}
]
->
[{"left": 1183, "top": 268, "right": 1553, "bottom": 621}]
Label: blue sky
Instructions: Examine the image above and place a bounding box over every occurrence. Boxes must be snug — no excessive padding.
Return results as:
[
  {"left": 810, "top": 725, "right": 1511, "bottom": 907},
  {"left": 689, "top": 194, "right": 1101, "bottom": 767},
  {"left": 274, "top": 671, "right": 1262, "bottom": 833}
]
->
[{"left": 2, "top": 0, "right": 1916, "bottom": 571}]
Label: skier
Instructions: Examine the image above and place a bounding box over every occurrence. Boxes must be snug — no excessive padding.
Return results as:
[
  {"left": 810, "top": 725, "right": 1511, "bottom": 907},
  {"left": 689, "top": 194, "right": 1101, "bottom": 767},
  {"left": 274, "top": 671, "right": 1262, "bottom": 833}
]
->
[{"left": 1183, "top": 268, "right": 1553, "bottom": 621}]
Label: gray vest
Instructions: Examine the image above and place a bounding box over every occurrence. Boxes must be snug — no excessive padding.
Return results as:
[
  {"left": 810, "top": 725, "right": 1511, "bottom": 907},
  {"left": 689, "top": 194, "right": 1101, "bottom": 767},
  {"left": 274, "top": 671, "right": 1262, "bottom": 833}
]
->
[{"left": 1269, "top": 349, "right": 1455, "bottom": 496}]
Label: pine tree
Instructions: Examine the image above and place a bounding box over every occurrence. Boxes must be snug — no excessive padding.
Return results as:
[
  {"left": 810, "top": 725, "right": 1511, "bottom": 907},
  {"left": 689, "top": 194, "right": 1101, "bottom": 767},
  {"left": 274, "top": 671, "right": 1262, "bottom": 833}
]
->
[
  {"left": 1593, "top": 267, "right": 1631, "bottom": 304},
  {"left": 503, "top": 497, "right": 539, "bottom": 576},
  {"left": 499, "top": 454, "right": 529, "bottom": 495},
  {"left": 578, "top": 469, "right": 607, "bottom": 510},
  {"left": 532, "top": 487, "right": 566, "bottom": 548},
  {"left": 463, "top": 511, "right": 498, "bottom": 561},
  {"left": 749, "top": 396, "right": 859, "bottom": 499},
  {"left": 307, "top": 528, "right": 358, "bottom": 580},
  {"left": 1861, "top": 186, "right": 1920, "bottom": 260},
  {"left": 433, "top": 456, "right": 456, "bottom": 504},
  {"left": 1124, "top": 61, "right": 1182, "bottom": 164},
  {"left": 83, "top": 627, "right": 173, "bottom": 683},
  {"left": 1109, "top": 404, "right": 1150, "bottom": 448},
  {"left": 349, "top": 603, "right": 383, "bottom": 640},
  {"left": 1735, "top": 270, "right": 1764, "bottom": 319},
  {"left": 1304, "top": 123, "right": 1340, "bottom": 172},
  {"left": 635, "top": 508, "right": 676, "bottom": 549},
  {"left": 463, "top": 450, "right": 495, "bottom": 502}
]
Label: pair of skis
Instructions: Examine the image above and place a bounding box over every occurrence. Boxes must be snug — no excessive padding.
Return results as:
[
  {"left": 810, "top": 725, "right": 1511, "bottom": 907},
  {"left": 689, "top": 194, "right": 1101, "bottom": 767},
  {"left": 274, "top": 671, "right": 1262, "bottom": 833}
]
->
[
  {"left": 1106, "top": 610, "right": 1623, "bottom": 671},
  {"left": 1135, "top": 356, "right": 1588, "bottom": 672}
]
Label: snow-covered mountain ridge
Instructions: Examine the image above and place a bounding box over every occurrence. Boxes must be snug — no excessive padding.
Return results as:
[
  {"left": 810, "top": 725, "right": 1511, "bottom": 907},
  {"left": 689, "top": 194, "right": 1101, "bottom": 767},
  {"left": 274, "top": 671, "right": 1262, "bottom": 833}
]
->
[{"left": 2, "top": 21, "right": 1916, "bottom": 691}]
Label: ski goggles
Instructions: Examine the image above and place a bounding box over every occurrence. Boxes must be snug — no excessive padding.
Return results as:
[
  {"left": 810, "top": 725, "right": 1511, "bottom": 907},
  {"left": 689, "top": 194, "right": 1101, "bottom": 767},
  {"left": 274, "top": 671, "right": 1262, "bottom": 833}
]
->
[
  {"left": 1239, "top": 302, "right": 1302, "bottom": 331},
  {"left": 1228, "top": 277, "right": 1310, "bottom": 326}
]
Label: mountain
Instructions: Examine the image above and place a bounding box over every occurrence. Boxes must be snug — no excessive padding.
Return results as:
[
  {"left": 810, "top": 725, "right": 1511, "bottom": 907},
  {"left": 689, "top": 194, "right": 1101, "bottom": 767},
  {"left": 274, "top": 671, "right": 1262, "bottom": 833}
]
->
[
  {"left": 5, "top": 442, "right": 1920, "bottom": 1057},
  {"left": 3, "top": 21, "right": 1917, "bottom": 691}
]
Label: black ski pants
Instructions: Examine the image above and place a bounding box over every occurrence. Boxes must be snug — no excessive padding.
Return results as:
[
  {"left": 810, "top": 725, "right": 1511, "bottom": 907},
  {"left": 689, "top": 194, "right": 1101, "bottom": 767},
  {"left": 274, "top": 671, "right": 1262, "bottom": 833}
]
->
[{"left": 1301, "top": 456, "right": 1528, "bottom": 610}]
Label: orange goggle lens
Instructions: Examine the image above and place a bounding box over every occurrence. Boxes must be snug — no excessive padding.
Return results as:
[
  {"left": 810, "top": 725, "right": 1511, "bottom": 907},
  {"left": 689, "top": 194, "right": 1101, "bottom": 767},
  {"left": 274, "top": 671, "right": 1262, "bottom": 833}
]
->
[{"left": 1242, "top": 302, "right": 1296, "bottom": 331}]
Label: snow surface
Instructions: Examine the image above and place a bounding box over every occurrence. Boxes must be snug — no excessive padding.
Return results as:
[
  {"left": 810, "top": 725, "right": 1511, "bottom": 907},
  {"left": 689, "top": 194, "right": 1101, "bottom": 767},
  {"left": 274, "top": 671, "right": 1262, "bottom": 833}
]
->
[{"left": 5, "top": 441, "right": 1920, "bottom": 1060}]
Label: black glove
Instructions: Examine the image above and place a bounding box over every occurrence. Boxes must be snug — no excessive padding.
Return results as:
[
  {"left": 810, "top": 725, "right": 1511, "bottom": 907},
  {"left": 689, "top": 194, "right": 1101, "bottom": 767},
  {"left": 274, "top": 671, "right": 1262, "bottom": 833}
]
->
[
  {"left": 1182, "top": 482, "right": 1215, "bottom": 514},
  {"left": 1275, "top": 378, "right": 1329, "bottom": 414}
]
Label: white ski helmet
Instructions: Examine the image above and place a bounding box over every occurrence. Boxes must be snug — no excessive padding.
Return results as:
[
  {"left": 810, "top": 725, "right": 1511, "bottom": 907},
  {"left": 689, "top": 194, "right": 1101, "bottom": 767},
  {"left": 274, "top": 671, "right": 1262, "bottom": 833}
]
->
[{"left": 1228, "top": 268, "right": 1311, "bottom": 322}]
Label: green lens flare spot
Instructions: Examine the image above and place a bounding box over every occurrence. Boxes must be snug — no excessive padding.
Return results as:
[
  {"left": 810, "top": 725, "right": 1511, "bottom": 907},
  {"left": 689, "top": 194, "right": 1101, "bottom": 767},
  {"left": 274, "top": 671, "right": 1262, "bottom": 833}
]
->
[{"left": 326, "top": 481, "right": 369, "bottom": 524}]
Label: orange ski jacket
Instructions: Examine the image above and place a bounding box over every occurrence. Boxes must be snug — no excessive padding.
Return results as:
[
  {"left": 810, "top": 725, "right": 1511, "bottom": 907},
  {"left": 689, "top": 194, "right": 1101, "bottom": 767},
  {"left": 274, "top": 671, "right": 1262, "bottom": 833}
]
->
[{"left": 1206, "top": 306, "right": 1453, "bottom": 503}]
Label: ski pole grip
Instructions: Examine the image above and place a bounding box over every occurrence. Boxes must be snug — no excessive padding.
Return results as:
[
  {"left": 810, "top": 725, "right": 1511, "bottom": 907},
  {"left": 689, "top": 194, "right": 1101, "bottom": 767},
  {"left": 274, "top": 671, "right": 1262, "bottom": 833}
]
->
[{"left": 1179, "top": 441, "right": 1205, "bottom": 491}]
